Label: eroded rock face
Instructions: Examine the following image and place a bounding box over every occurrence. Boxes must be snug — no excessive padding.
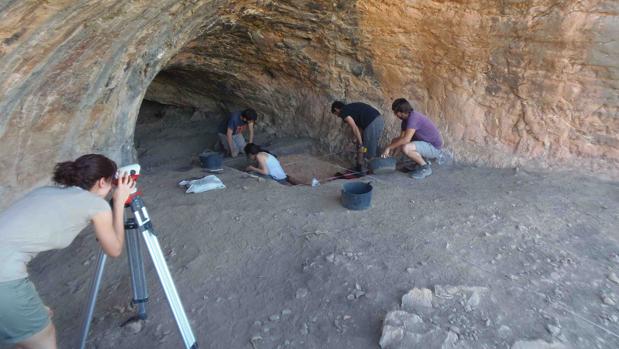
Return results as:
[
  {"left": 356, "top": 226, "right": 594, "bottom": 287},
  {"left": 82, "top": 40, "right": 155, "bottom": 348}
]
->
[
  {"left": 150, "top": 0, "right": 619, "bottom": 172},
  {"left": 1, "top": 1, "right": 618, "bottom": 207},
  {"left": 0, "top": 0, "right": 226, "bottom": 207}
]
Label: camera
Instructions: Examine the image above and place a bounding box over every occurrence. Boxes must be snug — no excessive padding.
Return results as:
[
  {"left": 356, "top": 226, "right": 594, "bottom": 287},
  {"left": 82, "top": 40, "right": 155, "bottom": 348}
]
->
[{"left": 113, "top": 164, "right": 141, "bottom": 204}]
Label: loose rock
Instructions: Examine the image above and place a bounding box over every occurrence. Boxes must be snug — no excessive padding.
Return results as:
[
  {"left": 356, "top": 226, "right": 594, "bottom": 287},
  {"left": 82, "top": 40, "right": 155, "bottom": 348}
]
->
[
  {"left": 546, "top": 324, "right": 561, "bottom": 336},
  {"left": 379, "top": 310, "right": 423, "bottom": 348},
  {"left": 295, "top": 288, "right": 308, "bottom": 299},
  {"left": 511, "top": 339, "right": 568, "bottom": 349},
  {"left": 402, "top": 288, "right": 433, "bottom": 311},
  {"left": 498, "top": 325, "right": 512, "bottom": 339},
  {"left": 601, "top": 294, "right": 616, "bottom": 306},
  {"left": 123, "top": 320, "right": 143, "bottom": 334},
  {"left": 465, "top": 292, "right": 481, "bottom": 311}
]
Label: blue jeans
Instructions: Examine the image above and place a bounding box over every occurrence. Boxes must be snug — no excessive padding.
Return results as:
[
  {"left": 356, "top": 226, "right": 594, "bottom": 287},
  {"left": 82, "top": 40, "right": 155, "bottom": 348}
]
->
[
  {"left": 249, "top": 172, "right": 289, "bottom": 185},
  {"left": 362, "top": 116, "right": 384, "bottom": 159},
  {"left": 217, "top": 133, "right": 246, "bottom": 156}
]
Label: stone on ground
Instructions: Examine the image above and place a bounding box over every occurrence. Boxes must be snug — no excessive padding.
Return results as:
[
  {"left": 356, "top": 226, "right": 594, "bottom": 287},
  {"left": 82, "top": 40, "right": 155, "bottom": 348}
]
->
[
  {"left": 511, "top": 339, "right": 568, "bottom": 349},
  {"left": 402, "top": 288, "right": 433, "bottom": 311}
]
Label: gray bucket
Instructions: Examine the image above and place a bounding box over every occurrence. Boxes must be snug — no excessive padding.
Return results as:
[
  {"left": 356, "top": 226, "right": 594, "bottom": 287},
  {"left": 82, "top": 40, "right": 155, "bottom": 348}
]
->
[
  {"left": 199, "top": 152, "right": 223, "bottom": 173},
  {"left": 369, "top": 157, "right": 396, "bottom": 174},
  {"left": 341, "top": 182, "right": 373, "bottom": 210}
]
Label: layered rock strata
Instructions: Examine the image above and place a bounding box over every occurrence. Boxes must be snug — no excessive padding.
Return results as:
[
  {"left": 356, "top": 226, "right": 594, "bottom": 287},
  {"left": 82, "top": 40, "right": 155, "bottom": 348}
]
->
[{"left": 1, "top": 0, "right": 618, "bottom": 207}]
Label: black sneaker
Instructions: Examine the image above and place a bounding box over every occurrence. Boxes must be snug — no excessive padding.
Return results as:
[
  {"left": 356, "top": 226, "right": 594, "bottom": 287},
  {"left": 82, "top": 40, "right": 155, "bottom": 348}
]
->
[
  {"left": 410, "top": 164, "right": 432, "bottom": 179},
  {"left": 400, "top": 162, "right": 418, "bottom": 173}
]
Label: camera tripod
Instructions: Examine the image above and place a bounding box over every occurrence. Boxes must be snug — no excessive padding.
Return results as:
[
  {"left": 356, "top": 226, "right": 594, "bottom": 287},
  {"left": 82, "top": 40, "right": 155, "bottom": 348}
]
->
[{"left": 79, "top": 195, "right": 198, "bottom": 349}]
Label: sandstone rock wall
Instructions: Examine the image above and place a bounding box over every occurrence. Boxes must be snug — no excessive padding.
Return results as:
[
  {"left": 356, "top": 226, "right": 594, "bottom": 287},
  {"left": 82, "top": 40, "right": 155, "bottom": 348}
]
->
[
  {"left": 1, "top": 0, "right": 618, "bottom": 208},
  {"left": 149, "top": 0, "right": 618, "bottom": 172},
  {"left": 0, "top": 0, "right": 225, "bottom": 207},
  {"left": 363, "top": 0, "right": 619, "bottom": 170}
]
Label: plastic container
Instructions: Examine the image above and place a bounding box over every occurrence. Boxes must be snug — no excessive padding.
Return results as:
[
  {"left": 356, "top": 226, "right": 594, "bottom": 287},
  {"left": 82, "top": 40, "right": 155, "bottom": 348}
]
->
[
  {"left": 199, "top": 152, "right": 223, "bottom": 172},
  {"left": 369, "top": 157, "right": 396, "bottom": 174},
  {"left": 341, "top": 182, "right": 373, "bottom": 210}
]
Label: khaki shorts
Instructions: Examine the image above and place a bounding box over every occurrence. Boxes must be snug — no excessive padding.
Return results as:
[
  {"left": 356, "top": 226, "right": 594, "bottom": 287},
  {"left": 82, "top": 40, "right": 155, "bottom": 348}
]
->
[
  {"left": 412, "top": 141, "right": 442, "bottom": 160},
  {"left": 0, "top": 278, "right": 50, "bottom": 344}
]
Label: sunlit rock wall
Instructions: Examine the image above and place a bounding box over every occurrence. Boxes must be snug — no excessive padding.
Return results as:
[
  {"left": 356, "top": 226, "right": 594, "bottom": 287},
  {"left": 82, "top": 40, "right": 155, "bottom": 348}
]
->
[
  {"left": 149, "top": 0, "right": 618, "bottom": 174},
  {"left": 1, "top": 0, "right": 617, "bottom": 208}
]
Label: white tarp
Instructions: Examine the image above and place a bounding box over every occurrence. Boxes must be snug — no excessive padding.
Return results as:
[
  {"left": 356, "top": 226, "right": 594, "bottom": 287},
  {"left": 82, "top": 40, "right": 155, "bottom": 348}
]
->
[{"left": 178, "top": 175, "right": 226, "bottom": 194}]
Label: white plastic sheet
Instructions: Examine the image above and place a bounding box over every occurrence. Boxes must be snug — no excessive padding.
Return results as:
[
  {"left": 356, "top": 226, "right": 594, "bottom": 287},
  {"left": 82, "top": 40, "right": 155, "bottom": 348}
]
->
[{"left": 179, "top": 175, "right": 226, "bottom": 194}]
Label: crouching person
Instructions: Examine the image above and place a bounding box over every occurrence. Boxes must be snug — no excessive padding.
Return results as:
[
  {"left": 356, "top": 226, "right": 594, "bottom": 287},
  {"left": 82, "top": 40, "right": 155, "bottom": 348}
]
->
[
  {"left": 217, "top": 108, "right": 258, "bottom": 158},
  {"left": 330, "top": 100, "right": 385, "bottom": 161},
  {"left": 382, "top": 98, "right": 444, "bottom": 179},
  {"left": 0, "top": 154, "right": 134, "bottom": 348},
  {"left": 244, "top": 143, "right": 290, "bottom": 184}
]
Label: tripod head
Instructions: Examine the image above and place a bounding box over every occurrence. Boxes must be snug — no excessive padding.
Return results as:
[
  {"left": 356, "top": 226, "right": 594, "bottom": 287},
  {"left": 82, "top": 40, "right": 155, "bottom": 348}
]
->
[{"left": 114, "top": 164, "right": 141, "bottom": 204}]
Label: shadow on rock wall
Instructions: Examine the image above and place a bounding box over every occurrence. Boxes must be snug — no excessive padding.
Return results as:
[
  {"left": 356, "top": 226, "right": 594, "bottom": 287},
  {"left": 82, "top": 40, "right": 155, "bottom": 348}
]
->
[{"left": 0, "top": 0, "right": 617, "bottom": 208}]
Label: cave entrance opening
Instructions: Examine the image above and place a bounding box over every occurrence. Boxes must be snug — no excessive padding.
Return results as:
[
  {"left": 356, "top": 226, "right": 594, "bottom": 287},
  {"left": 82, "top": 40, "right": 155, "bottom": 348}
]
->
[
  {"left": 134, "top": 99, "right": 222, "bottom": 171},
  {"left": 133, "top": 77, "right": 344, "bottom": 183}
]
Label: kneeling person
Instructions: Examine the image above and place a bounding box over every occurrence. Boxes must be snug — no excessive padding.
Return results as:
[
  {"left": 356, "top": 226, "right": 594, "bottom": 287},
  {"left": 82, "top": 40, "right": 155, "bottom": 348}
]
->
[
  {"left": 217, "top": 108, "right": 257, "bottom": 157},
  {"left": 382, "top": 98, "right": 443, "bottom": 179},
  {"left": 245, "top": 143, "right": 289, "bottom": 184}
]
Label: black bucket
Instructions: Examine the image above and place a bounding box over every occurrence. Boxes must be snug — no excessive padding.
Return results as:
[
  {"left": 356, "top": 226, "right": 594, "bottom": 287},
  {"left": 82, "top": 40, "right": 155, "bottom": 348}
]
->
[
  {"left": 341, "top": 182, "right": 373, "bottom": 210},
  {"left": 199, "top": 152, "right": 223, "bottom": 173},
  {"left": 369, "top": 157, "right": 396, "bottom": 174}
]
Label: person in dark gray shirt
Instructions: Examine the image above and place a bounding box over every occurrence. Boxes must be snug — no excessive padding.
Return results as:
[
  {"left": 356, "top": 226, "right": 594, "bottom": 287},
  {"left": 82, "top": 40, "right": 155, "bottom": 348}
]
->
[
  {"left": 331, "top": 101, "right": 385, "bottom": 160},
  {"left": 217, "top": 108, "right": 257, "bottom": 157}
]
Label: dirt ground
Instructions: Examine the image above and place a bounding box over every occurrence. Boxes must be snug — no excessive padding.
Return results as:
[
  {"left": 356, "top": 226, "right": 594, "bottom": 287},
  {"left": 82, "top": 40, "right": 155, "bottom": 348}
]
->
[
  {"left": 277, "top": 154, "right": 347, "bottom": 184},
  {"left": 14, "top": 108, "right": 619, "bottom": 349}
]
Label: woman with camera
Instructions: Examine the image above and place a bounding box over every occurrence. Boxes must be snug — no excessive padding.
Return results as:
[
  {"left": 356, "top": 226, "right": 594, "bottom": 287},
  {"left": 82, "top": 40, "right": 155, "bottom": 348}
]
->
[{"left": 0, "top": 154, "right": 135, "bottom": 349}]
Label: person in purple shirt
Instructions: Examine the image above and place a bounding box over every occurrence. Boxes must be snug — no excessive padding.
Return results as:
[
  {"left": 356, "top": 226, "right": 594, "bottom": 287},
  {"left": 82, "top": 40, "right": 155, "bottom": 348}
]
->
[{"left": 382, "top": 98, "right": 445, "bottom": 179}]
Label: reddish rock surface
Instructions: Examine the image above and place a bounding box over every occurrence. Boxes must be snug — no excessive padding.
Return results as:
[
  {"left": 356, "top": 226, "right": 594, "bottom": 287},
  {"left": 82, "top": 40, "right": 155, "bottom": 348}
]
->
[{"left": 1, "top": 0, "right": 618, "bottom": 207}]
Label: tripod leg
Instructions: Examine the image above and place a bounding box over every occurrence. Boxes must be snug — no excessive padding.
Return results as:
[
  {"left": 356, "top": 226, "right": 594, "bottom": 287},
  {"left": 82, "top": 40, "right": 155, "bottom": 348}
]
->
[
  {"left": 126, "top": 226, "right": 149, "bottom": 319},
  {"left": 79, "top": 249, "right": 107, "bottom": 349},
  {"left": 141, "top": 229, "right": 198, "bottom": 349}
]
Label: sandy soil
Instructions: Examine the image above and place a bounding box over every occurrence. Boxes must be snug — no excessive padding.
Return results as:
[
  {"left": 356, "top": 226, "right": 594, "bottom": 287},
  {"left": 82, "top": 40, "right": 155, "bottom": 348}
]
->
[
  {"left": 9, "top": 107, "right": 619, "bottom": 349},
  {"left": 277, "top": 154, "right": 347, "bottom": 184},
  {"left": 18, "top": 158, "right": 617, "bottom": 349}
]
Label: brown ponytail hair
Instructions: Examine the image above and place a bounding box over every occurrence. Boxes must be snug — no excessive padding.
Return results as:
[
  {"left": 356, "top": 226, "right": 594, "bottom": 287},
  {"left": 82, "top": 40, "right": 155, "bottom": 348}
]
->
[{"left": 53, "top": 154, "right": 117, "bottom": 190}]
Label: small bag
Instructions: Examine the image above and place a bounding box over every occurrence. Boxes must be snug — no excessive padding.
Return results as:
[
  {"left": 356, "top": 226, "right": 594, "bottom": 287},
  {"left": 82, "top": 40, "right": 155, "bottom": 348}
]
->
[{"left": 178, "top": 175, "right": 226, "bottom": 194}]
